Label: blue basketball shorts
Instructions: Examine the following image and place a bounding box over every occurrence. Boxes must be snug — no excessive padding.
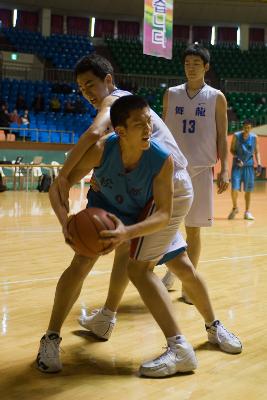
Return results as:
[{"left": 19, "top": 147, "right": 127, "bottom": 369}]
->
[{"left": 231, "top": 165, "right": 255, "bottom": 192}]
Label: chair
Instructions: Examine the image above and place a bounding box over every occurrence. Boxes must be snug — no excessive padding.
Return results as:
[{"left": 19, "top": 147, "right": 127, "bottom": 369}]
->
[
  {"left": 6, "top": 133, "right": 16, "bottom": 141},
  {"left": 0, "top": 130, "right": 6, "bottom": 141},
  {"left": 29, "top": 156, "right": 43, "bottom": 190},
  {"left": 13, "top": 157, "right": 25, "bottom": 190}
]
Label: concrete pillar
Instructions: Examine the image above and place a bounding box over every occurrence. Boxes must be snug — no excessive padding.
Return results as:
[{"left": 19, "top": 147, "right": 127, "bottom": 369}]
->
[
  {"left": 63, "top": 15, "right": 67, "bottom": 34},
  {"left": 140, "top": 18, "right": 143, "bottom": 41},
  {"left": 189, "top": 25, "right": 193, "bottom": 44},
  {"left": 240, "top": 24, "right": 249, "bottom": 50},
  {"left": 40, "top": 8, "right": 51, "bottom": 37},
  {"left": 114, "top": 19, "right": 118, "bottom": 39},
  {"left": 213, "top": 26, "right": 218, "bottom": 45}
]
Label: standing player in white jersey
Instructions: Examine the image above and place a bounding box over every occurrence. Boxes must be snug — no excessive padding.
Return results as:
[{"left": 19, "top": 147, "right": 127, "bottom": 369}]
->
[{"left": 162, "top": 44, "right": 229, "bottom": 302}]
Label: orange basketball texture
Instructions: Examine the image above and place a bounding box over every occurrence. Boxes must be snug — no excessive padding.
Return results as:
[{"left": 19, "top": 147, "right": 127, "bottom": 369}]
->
[{"left": 67, "top": 208, "right": 115, "bottom": 257}]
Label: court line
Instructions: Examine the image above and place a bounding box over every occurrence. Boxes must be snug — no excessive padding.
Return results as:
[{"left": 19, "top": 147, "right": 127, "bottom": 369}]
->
[
  {"left": 0, "top": 270, "right": 107, "bottom": 285},
  {"left": 1, "top": 230, "right": 267, "bottom": 239},
  {"left": 1, "top": 253, "right": 267, "bottom": 286},
  {"left": 203, "top": 232, "right": 267, "bottom": 237},
  {"left": 200, "top": 253, "right": 267, "bottom": 263},
  {"left": 0, "top": 230, "right": 61, "bottom": 233}
]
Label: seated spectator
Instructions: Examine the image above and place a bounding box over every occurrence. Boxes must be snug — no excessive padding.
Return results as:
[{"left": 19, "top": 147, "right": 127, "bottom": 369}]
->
[
  {"left": 16, "top": 95, "right": 27, "bottom": 111},
  {"left": 73, "top": 98, "right": 85, "bottom": 114},
  {"left": 64, "top": 100, "right": 75, "bottom": 114},
  {"left": 52, "top": 82, "right": 72, "bottom": 94},
  {"left": 9, "top": 109, "right": 21, "bottom": 125},
  {"left": 50, "top": 96, "right": 61, "bottom": 112},
  {"left": 32, "top": 94, "right": 45, "bottom": 112},
  {"left": 0, "top": 103, "right": 11, "bottom": 135},
  {"left": 21, "top": 109, "right": 30, "bottom": 126}
]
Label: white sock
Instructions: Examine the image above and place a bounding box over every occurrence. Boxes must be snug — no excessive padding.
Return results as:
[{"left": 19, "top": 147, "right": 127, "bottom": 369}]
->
[
  {"left": 167, "top": 334, "right": 187, "bottom": 350},
  {"left": 205, "top": 320, "right": 216, "bottom": 328},
  {"left": 102, "top": 307, "right": 116, "bottom": 318}
]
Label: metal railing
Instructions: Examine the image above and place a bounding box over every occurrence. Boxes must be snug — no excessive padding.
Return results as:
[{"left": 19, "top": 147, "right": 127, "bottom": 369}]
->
[
  {"left": 114, "top": 73, "right": 185, "bottom": 89},
  {"left": 2, "top": 63, "right": 45, "bottom": 81},
  {"left": 0, "top": 126, "right": 75, "bottom": 144},
  {"left": 2, "top": 63, "right": 186, "bottom": 87},
  {"left": 222, "top": 79, "right": 267, "bottom": 93}
]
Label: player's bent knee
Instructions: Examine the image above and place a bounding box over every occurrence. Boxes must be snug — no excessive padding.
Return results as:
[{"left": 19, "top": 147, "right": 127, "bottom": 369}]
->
[
  {"left": 127, "top": 259, "right": 153, "bottom": 283},
  {"left": 69, "top": 254, "right": 96, "bottom": 275},
  {"left": 167, "top": 256, "right": 196, "bottom": 282},
  {"left": 186, "top": 226, "right": 201, "bottom": 240}
]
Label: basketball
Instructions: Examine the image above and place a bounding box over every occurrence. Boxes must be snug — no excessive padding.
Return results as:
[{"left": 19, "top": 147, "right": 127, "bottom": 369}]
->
[{"left": 67, "top": 207, "right": 116, "bottom": 257}]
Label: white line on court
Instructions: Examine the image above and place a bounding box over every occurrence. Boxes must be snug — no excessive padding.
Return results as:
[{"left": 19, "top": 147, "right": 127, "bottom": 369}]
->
[
  {"left": 1, "top": 253, "right": 267, "bottom": 286},
  {"left": 0, "top": 270, "right": 107, "bottom": 285},
  {"left": 200, "top": 253, "right": 267, "bottom": 263},
  {"left": 203, "top": 232, "right": 267, "bottom": 237},
  {"left": 0, "top": 230, "right": 61, "bottom": 233}
]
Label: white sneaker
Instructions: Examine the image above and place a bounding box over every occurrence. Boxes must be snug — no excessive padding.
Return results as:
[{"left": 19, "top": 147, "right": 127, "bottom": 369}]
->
[
  {"left": 228, "top": 208, "right": 239, "bottom": 220},
  {"left": 206, "top": 320, "right": 242, "bottom": 354},
  {"left": 78, "top": 308, "right": 116, "bottom": 340},
  {"left": 244, "top": 211, "right": 254, "bottom": 220},
  {"left": 139, "top": 342, "right": 197, "bottom": 377},
  {"left": 162, "top": 270, "right": 176, "bottom": 290},
  {"left": 36, "top": 333, "right": 62, "bottom": 373},
  {"left": 181, "top": 289, "right": 193, "bottom": 305}
]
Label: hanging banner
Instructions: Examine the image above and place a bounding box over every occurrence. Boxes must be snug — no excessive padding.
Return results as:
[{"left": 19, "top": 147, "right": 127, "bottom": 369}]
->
[{"left": 143, "top": 0, "right": 173, "bottom": 60}]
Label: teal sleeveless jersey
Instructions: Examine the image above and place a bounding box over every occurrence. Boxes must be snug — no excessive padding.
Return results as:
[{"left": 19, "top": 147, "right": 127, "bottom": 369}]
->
[
  {"left": 87, "top": 133, "right": 171, "bottom": 225},
  {"left": 234, "top": 132, "right": 256, "bottom": 167}
]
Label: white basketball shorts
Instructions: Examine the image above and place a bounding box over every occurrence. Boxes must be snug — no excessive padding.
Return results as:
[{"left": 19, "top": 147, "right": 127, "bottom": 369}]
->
[{"left": 130, "top": 168, "right": 193, "bottom": 263}]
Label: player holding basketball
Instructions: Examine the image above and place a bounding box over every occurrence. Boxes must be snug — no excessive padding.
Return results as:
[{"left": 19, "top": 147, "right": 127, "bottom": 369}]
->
[
  {"left": 228, "top": 120, "right": 262, "bottom": 220},
  {"left": 37, "top": 95, "right": 242, "bottom": 377},
  {"left": 161, "top": 44, "right": 230, "bottom": 301}
]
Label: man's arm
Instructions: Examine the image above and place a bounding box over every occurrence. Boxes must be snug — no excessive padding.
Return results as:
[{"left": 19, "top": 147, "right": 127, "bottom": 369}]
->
[
  {"left": 230, "top": 134, "right": 237, "bottom": 156},
  {"left": 60, "top": 95, "right": 115, "bottom": 178},
  {"left": 162, "top": 89, "right": 169, "bottom": 121},
  {"left": 254, "top": 136, "right": 262, "bottom": 176},
  {"left": 216, "top": 92, "right": 230, "bottom": 194},
  {"left": 99, "top": 156, "right": 174, "bottom": 250},
  {"left": 57, "top": 95, "right": 116, "bottom": 211},
  {"left": 126, "top": 155, "right": 174, "bottom": 239},
  {"left": 67, "top": 139, "right": 104, "bottom": 186},
  {"left": 49, "top": 139, "right": 104, "bottom": 234},
  {"left": 254, "top": 136, "right": 262, "bottom": 166}
]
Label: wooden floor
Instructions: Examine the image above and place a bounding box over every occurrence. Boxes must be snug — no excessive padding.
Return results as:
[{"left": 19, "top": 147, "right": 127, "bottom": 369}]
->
[{"left": 1, "top": 183, "right": 267, "bottom": 400}]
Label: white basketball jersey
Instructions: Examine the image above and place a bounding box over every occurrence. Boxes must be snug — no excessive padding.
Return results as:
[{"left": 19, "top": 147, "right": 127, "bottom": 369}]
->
[
  {"left": 165, "top": 83, "right": 220, "bottom": 167},
  {"left": 112, "top": 88, "right": 188, "bottom": 177}
]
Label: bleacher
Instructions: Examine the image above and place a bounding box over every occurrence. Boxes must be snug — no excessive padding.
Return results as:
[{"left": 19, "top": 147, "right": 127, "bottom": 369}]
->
[
  {"left": 0, "top": 78, "right": 97, "bottom": 143},
  {"left": 1, "top": 32, "right": 267, "bottom": 142},
  {"left": 3, "top": 28, "right": 94, "bottom": 69}
]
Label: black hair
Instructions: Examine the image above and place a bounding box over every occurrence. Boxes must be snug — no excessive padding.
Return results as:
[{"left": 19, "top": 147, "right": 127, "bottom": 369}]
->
[
  {"left": 243, "top": 119, "right": 253, "bottom": 126},
  {"left": 110, "top": 95, "right": 149, "bottom": 128},
  {"left": 74, "top": 53, "right": 114, "bottom": 81},
  {"left": 182, "top": 43, "right": 210, "bottom": 65}
]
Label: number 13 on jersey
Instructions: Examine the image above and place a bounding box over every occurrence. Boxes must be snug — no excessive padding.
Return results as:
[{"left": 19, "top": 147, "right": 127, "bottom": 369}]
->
[{"left": 182, "top": 119, "right": 196, "bottom": 134}]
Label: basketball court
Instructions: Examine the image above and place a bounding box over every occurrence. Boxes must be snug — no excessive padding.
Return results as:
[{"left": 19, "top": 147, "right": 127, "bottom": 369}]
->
[{"left": 1, "top": 182, "right": 266, "bottom": 400}]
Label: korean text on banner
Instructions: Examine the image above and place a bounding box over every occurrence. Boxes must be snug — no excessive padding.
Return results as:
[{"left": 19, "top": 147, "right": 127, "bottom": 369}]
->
[{"left": 143, "top": 0, "right": 173, "bottom": 60}]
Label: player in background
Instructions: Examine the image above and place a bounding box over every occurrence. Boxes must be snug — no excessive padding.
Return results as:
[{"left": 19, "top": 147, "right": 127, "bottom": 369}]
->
[
  {"left": 161, "top": 44, "right": 229, "bottom": 302},
  {"left": 228, "top": 120, "right": 262, "bottom": 220}
]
